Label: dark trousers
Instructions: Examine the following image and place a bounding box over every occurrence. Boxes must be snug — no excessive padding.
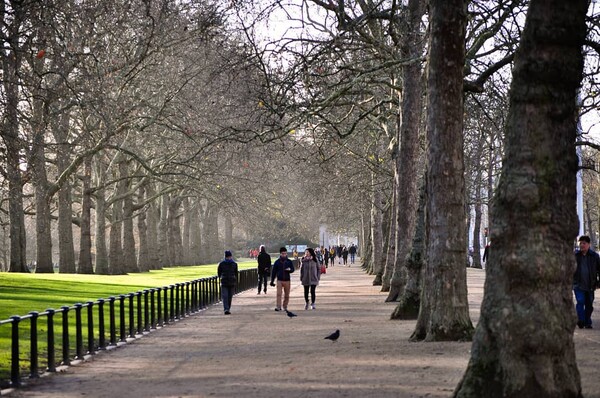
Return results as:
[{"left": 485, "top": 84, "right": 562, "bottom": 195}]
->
[
  {"left": 258, "top": 273, "right": 268, "bottom": 293},
  {"left": 574, "top": 287, "right": 594, "bottom": 326},
  {"left": 303, "top": 285, "right": 316, "bottom": 304},
  {"left": 221, "top": 285, "right": 235, "bottom": 311}
]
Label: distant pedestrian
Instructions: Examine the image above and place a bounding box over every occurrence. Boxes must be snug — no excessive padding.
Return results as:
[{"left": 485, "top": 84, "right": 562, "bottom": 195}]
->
[
  {"left": 336, "top": 245, "right": 343, "bottom": 264},
  {"left": 329, "top": 247, "right": 336, "bottom": 267},
  {"left": 270, "top": 247, "right": 295, "bottom": 312},
  {"left": 300, "top": 248, "right": 321, "bottom": 310},
  {"left": 257, "top": 245, "right": 272, "bottom": 295},
  {"left": 574, "top": 235, "right": 600, "bottom": 329},
  {"left": 349, "top": 244, "right": 357, "bottom": 264},
  {"left": 342, "top": 246, "right": 349, "bottom": 266},
  {"left": 323, "top": 246, "right": 329, "bottom": 268},
  {"left": 217, "top": 250, "right": 238, "bottom": 315}
]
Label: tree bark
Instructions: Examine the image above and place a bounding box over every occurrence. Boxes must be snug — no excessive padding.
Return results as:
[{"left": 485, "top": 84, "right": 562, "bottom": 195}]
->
[
  {"left": 411, "top": 0, "right": 473, "bottom": 342},
  {"left": 55, "top": 111, "right": 77, "bottom": 274},
  {"left": 189, "top": 201, "right": 202, "bottom": 265},
  {"left": 381, "top": 186, "right": 397, "bottom": 291},
  {"left": 78, "top": 156, "right": 93, "bottom": 274},
  {"left": 120, "top": 160, "right": 138, "bottom": 273},
  {"left": 182, "top": 197, "right": 191, "bottom": 264},
  {"left": 30, "top": 80, "right": 53, "bottom": 274},
  {"left": 454, "top": 1, "right": 587, "bottom": 396},
  {"left": 224, "top": 212, "right": 233, "bottom": 252},
  {"left": 137, "top": 184, "right": 150, "bottom": 272},
  {"left": 2, "top": 0, "right": 27, "bottom": 273},
  {"left": 371, "top": 171, "right": 384, "bottom": 280},
  {"left": 145, "top": 183, "right": 160, "bottom": 269},
  {"left": 386, "top": 0, "right": 425, "bottom": 301},
  {"left": 158, "top": 193, "right": 169, "bottom": 267},
  {"left": 167, "top": 195, "right": 183, "bottom": 266},
  {"left": 94, "top": 166, "right": 109, "bottom": 275},
  {"left": 391, "top": 182, "right": 425, "bottom": 319}
]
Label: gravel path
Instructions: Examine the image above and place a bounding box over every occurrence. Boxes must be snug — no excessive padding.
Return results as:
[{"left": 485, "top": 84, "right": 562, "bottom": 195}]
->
[{"left": 8, "top": 264, "right": 600, "bottom": 398}]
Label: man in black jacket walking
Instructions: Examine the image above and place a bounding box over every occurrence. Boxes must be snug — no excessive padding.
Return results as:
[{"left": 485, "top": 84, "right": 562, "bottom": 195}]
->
[
  {"left": 257, "top": 245, "right": 271, "bottom": 294},
  {"left": 574, "top": 235, "right": 600, "bottom": 328},
  {"left": 218, "top": 250, "right": 238, "bottom": 315},
  {"left": 270, "top": 247, "right": 294, "bottom": 312}
]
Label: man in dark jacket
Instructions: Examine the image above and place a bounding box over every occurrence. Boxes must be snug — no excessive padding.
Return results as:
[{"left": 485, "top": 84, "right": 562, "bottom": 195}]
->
[
  {"left": 270, "top": 247, "right": 294, "bottom": 312},
  {"left": 574, "top": 235, "right": 600, "bottom": 328},
  {"left": 257, "top": 245, "right": 272, "bottom": 295},
  {"left": 218, "top": 250, "right": 238, "bottom": 315}
]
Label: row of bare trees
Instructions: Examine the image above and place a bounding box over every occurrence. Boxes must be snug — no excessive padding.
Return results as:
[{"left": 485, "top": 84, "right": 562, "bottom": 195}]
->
[{"left": 234, "top": 0, "right": 598, "bottom": 396}]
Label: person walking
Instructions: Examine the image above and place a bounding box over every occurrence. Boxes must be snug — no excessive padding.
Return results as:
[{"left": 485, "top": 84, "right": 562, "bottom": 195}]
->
[
  {"left": 270, "top": 247, "right": 295, "bottom": 312},
  {"left": 342, "top": 245, "right": 349, "bottom": 266},
  {"left": 257, "top": 245, "right": 272, "bottom": 295},
  {"left": 329, "top": 246, "right": 336, "bottom": 267},
  {"left": 300, "top": 248, "right": 321, "bottom": 310},
  {"left": 217, "top": 250, "right": 238, "bottom": 315},
  {"left": 574, "top": 235, "right": 600, "bottom": 328},
  {"left": 348, "top": 243, "right": 357, "bottom": 264}
]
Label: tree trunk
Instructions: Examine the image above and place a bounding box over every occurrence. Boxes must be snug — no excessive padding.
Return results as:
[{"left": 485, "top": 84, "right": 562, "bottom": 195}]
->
[
  {"left": 78, "top": 156, "right": 93, "bottom": 274},
  {"left": 158, "top": 193, "right": 169, "bottom": 267},
  {"left": 167, "top": 196, "right": 183, "bottom": 266},
  {"left": 30, "top": 87, "right": 53, "bottom": 274},
  {"left": 145, "top": 183, "right": 160, "bottom": 269},
  {"left": 391, "top": 182, "right": 425, "bottom": 319},
  {"left": 3, "top": 0, "right": 27, "bottom": 273},
  {"left": 108, "top": 162, "right": 125, "bottom": 274},
  {"left": 224, "top": 212, "right": 233, "bottom": 251},
  {"left": 182, "top": 197, "right": 191, "bottom": 264},
  {"left": 454, "top": 1, "right": 587, "bottom": 396},
  {"left": 94, "top": 170, "right": 109, "bottom": 275},
  {"left": 120, "top": 160, "right": 138, "bottom": 273},
  {"left": 137, "top": 184, "right": 150, "bottom": 272},
  {"left": 189, "top": 201, "right": 202, "bottom": 264},
  {"left": 370, "top": 171, "right": 384, "bottom": 280},
  {"left": 55, "top": 112, "right": 77, "bottom": 274},
  {"left": 471, "top": 168, "right": 483, "bottom": 269},
  {"left": 381, "top": 186, "right": 397, "bottom": 291},
  {"left": 411, "top": 0, "right": 473, "bottom": 342},
  {"left": 386, "top": 0, "right": 425, "bottom": 301}
]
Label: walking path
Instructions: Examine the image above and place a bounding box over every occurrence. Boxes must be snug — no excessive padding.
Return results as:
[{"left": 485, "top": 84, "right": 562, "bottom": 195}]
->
[{"left": 9, "top": 264, "right": 600, "bottom": 398}]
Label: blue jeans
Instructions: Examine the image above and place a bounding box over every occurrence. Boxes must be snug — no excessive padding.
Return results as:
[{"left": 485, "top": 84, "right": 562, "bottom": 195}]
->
[
  {"left": 350, "top": 253, "right": 356, "bottom": 263},
  {"left": 221, "top": 285, "right": 235, "bottom": 311},
  {"left": 574, "top": 287, "right": 594, "bottom": 327}
]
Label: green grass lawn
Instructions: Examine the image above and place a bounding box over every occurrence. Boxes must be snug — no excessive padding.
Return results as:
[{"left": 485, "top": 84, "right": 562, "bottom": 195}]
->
[{"left": 0, "top": 261, "right": 255, "bottom": 386}]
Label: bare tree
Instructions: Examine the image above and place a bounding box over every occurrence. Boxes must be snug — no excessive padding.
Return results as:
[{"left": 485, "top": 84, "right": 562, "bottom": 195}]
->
[{"left": 455, "top": 0, "right": 588, "bottom": 395}]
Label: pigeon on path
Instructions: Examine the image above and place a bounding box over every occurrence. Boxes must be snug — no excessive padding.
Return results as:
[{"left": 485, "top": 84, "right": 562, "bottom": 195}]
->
[
  {"left": 324, "top": 329, "right": 340, "bottom": 341},
  {"left": 286, "top": 310, "right": 297, "bottom": 318}
]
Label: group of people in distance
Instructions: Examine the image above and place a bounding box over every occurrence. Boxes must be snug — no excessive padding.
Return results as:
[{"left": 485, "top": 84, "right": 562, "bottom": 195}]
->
[
  {"left": 217, "top": 245, "right": 329, "bottom": 315},
  {"left": 315, "top": 244, "right": 358, "bottom": 267}
]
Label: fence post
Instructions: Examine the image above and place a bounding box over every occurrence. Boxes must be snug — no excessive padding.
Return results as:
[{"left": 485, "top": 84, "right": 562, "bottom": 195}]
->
[
  {"left": 169, "top": 285, "right": 175, "bottom": 322},
  {"left": 119, "top": 295, "right": 126, "bottom": 342},
  {"left": 185, "top": 282, "right": 190, "bottom": 315},
  {"left": 163, "top": 286, "right": 169, "bottom": 324},
  {"left": 149, "top": 289, "right": 155, "bottom": 330},
  {"left": 175, "top": 284, "right": 180, "bottom": 320},
  {"left": 87, "top": 301, "right": 95, "bottom": 354},
  {"left": 10, "top": 316, "right": 20, "bottom": 387},
  {"left": 156, "top": 288, "right": 162, "bottom": 326},
  {"left": 129, "top": 294, "right": 135, "bottom": 338},
  {"left": 98, "top": 299, "right": 106, "bottom": 349},
  {"left": 61, "top": 306, "right": 71, "bottom": 366},
  {"left": 46, "top": 309, "right": 56, "bottom": 372},
  {"left": 74, "top": 303, "right": 84, "bottom": 359},
  {"left": 109, "top": 297, "right": 117, "bottom": 345},
  {"left": 29, "top": 311, "right": 39, "bottom": 378},
  {"left": 136, "top": 292, "right": 142, "bottom": 334}
]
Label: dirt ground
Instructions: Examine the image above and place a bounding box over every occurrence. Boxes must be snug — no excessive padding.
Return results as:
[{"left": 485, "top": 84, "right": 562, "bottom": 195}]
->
[{"left": 6, "top": 262, "right": 600, "bottom": 398}]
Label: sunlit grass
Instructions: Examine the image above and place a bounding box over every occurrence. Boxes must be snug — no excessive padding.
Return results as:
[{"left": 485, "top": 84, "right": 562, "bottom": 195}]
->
[{"left": 0, "top": 261, "right": 255, "bottom": 385}]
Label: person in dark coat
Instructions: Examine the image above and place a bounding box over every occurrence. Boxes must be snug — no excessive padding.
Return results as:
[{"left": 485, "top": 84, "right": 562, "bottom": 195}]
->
[
  {"left": 574, "top": 235, "right": 600, "bottom": 328},
  {"left": 270, "top": 247, "right": 295, "bottom": 312},
  {"left": 217, "top": 250, "right": 238, "bottom": 315},
  {"left": 257, "top": 245, "right": 272, "bottom": 295}
]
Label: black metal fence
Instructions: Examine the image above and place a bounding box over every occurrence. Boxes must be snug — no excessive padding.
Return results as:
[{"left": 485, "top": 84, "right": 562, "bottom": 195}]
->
[{"left": 0, "top": 268, "right": 258, "bottom": 391}]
